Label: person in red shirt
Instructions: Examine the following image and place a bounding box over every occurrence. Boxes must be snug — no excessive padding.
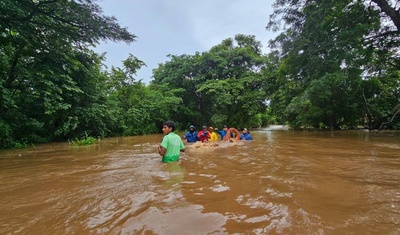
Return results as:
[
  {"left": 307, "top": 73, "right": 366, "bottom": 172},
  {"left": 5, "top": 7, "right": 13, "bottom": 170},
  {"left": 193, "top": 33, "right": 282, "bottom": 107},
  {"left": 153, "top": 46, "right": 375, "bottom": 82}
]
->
[{"left": 197, "top": 125, "right": 211, "bottom": 142}]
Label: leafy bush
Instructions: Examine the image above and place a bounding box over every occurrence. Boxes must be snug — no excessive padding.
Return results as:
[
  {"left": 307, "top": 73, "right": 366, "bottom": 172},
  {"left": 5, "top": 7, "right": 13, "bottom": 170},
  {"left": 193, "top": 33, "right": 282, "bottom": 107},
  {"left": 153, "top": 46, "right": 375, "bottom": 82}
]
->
[
  {"left": 0, "top": 120, "right": 14, "bottom": 149},
  {"left": 68, "top": 132, "right": 97, "bottom": 146},
  {"left": 69, "top": 136, "right": 97, "bottom": 146}
]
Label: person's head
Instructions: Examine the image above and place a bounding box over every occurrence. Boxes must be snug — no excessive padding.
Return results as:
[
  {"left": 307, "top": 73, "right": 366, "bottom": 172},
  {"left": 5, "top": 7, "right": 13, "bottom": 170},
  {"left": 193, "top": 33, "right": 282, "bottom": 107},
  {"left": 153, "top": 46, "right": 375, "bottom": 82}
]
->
[
  {"left": 162, "top": 121, "right": 176, "bottom": 134},
  {"left": 189, "top": 125, "right": 196, "bottom": 132},
  {"left": 242, "top": 128, "right": 248, "bottom": 134},
  {"left": 202, "top": 125, "right": 207, "bottom": 131},
  {"left": 223, "top": 125, "right": 228, "bottom": 131},
  {"left": 208, "top": 127, "right": 213, "bottom": 132}
]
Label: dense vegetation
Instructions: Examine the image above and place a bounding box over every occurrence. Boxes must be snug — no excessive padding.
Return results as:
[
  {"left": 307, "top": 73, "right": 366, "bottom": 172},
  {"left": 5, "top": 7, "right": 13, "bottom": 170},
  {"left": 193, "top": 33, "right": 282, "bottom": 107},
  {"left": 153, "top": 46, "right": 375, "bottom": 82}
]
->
[{"left": 0, "top": 0, "right": 399, "bottom": 148}]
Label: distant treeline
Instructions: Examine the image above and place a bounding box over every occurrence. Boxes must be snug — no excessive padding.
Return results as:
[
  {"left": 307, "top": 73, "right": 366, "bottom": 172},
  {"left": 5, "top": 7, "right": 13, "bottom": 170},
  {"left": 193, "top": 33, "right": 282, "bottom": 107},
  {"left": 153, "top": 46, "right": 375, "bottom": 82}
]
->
[{"left": 1, "top": 0, "right": 399, "bottom": 148}]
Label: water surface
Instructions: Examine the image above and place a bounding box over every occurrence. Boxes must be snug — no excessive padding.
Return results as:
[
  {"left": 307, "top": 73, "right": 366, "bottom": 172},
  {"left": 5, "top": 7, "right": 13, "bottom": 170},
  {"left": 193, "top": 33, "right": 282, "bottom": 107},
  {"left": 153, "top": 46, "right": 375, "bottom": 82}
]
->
[{"left": 0, "top": 129, "right": 399, "bottom": 234}]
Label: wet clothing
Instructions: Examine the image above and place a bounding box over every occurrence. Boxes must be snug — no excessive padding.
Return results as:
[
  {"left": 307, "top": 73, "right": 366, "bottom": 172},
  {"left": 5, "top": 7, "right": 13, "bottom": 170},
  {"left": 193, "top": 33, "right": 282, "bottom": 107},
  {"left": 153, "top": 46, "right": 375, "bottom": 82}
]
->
[
  {"left": 160, "top": 132, "right": 185, "bottom": 163},
  {"left": 216, "top": 130, "right": 227, "bottom": 139},
  {"left": 240, "top": 133, "right": 253, "bottom": 140},
  {"left": 217, "top": 130, "right": 234, "bottom": 139},
  {"left": 184, "top": 131, "right": 198, "bottom": 143},
  {"left": 209, "top": 131, "right": 219, "bottom": 141},
  {"left": 198, "top": 130, "right": 211, "bottom": 142}
]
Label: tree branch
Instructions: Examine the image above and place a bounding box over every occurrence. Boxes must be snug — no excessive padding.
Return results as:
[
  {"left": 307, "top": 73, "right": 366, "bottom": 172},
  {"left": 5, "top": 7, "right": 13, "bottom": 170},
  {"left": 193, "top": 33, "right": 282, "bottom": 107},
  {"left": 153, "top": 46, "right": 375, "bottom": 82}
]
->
[
  {"left": 5, "top": 46, "right": 24, "bottom": 88},
  {"left": 379, "top": 104, "right": 400, "bottom": 131},
  {"left": 371, "top": 0, "right": 400, "bottom": 32}
]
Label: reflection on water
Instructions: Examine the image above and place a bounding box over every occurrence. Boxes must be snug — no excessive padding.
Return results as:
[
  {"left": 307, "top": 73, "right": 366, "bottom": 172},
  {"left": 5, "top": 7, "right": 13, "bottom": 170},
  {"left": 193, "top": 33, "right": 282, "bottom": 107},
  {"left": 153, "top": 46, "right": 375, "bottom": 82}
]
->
[{"left": 0, "top": 130, "right": 400, "bottom": 234}]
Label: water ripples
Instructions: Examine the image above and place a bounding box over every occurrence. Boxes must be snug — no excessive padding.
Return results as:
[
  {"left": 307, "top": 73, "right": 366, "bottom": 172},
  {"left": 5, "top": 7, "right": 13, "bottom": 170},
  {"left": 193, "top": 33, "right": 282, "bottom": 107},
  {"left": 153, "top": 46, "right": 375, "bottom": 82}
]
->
[{"left": 0, "top": 132, "right": 400, "bottom": 234}]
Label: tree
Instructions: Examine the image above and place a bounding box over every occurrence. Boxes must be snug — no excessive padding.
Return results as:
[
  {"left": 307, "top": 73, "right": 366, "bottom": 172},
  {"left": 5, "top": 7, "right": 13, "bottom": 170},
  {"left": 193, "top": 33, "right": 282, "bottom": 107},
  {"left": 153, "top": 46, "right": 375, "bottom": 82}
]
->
[
  {"left": 266, "top": 0, "right": 399, "bottom": 129},
  {"left": 0, "top": 0, "right": 135, "bottom": 147},
  {"left": 152, "top": 34, "right": 269, "bottom": 128}
]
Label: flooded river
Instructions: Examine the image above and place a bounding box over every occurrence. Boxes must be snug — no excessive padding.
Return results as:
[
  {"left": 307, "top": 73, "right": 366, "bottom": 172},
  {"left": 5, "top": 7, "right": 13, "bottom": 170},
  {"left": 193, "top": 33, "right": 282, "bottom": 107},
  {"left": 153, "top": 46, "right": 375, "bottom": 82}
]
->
[{"left": 0, "top": 129, "right": 399, "bottom": 234}]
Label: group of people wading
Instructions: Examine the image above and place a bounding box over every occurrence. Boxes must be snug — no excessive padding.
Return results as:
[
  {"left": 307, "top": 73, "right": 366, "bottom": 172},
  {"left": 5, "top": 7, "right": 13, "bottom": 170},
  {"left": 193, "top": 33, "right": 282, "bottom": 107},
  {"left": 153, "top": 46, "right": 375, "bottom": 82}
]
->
[
  {"left": 158, "top": 121, "right": 253, "bottom": 163},
  {"left": 182, "top": 124, "right": 253, "bottom": 143}
]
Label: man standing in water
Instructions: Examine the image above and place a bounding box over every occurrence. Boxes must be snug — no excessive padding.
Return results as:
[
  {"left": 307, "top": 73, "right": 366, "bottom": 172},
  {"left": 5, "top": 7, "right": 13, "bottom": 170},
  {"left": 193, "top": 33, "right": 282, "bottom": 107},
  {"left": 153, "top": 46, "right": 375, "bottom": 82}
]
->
[
  {"left": 215, "top": 125, "right": 229, "bottom": 140},
  {"left": 158, "top": 121, "right": 185, "bottom": 163},
  {"left": 197, "top": 125, "right": 211, "bottom": 142},
  {"left": 240, "top": 128, "right": 253, "bottom": 140},
  {"left": 182, "top": 125, "right": 198, "bottom": 143}
]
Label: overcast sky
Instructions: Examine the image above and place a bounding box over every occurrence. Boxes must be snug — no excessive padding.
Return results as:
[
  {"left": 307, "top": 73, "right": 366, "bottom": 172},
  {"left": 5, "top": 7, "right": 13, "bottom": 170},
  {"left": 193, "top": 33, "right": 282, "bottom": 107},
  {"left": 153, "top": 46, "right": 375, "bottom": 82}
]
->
[{"left": 94, "top": 0, "right": 277, "bottom": 84}]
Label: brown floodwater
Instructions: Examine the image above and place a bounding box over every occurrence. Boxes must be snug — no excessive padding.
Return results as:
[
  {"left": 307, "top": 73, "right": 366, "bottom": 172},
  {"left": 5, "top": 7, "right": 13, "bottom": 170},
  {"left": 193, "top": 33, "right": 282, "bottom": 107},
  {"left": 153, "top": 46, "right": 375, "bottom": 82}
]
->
[{"left": 0, "top": 128, "right": 399, "bottom": 235}]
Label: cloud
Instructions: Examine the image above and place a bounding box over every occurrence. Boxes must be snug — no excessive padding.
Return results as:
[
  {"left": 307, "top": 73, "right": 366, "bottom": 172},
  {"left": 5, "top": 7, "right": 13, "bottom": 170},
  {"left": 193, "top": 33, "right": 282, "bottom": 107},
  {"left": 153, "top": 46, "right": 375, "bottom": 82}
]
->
[{"left": 94, "top": 0, "right": 276, "bottom": 84}]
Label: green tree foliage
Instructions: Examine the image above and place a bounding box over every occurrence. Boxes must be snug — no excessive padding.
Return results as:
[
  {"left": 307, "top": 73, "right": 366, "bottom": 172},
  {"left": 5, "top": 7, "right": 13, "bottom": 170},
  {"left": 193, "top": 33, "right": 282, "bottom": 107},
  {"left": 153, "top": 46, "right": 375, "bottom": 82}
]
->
[
  {"left": 152, "top": 53, "right": 206, "bottom": 126},
  {"left": 105, "top": 55, "right": 184, "bottom": 136},
  {"left": 286, "top": 72, "right": 362, "bottom": 129},
  {"left": 362, "top": 68, "right": 400, "bottom": 129},
  {"left": 266, "top": 0, "right": 400, "bottom": 129},
  {"left": 2, "top": 0, "right": 400, "bottom": 148},
  {"left": 0, "top": 0, "right": 135, "bottom": 148},
  {"left": 152, "top": 34, "right": 269, "bottom": 128}
]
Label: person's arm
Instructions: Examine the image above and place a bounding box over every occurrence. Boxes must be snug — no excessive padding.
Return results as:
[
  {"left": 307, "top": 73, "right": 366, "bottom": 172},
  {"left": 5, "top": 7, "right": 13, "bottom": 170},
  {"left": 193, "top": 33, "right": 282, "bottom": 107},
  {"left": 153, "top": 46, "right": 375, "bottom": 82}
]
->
[
  {"left": 215, "top": 130, "right": 222, "bottom": 136},
  {"left": 180, "top": 139, "right": 185, "bottom": 152},
  {"left": 158, "top": 145, "right": 166, "bottom": 156}
]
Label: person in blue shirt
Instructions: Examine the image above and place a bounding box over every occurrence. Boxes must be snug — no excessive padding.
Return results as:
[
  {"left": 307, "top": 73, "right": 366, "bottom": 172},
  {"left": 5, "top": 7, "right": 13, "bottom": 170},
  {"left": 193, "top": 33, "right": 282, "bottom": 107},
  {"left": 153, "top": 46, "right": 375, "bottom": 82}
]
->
[
  {"left": 240, "top": 128, "right": 253, "bottom": 140},
  {"left": 215, "top": 125, "right": 229, "bottom": 140},
  {"left": 182, "top": 125, "right": 198, "bottom": 143}
]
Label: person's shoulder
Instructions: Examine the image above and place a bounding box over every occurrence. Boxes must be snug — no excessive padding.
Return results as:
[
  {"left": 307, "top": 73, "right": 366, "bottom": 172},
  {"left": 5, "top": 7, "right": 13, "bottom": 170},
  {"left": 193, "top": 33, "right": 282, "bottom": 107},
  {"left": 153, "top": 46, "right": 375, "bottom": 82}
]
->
[
  {"left": 167, "top": 132, "right": 178, "bottom": 138},
  {"left": 171, "top": 132, "right": 183, "bottom": 140}
]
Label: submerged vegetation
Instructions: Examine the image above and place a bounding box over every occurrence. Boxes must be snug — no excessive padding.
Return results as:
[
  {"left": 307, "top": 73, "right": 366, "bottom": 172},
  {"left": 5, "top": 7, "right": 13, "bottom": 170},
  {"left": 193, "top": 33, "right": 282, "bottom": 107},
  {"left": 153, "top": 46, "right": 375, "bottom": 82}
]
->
[
  {"left": 69, "top": 137, "right": 97, "bottom": 146},
  {"left": 0, "top": 0, "right": 399, "bottom": 149},
  {"left": 68, "top": 132, "right": 98, "bottom": 146}
]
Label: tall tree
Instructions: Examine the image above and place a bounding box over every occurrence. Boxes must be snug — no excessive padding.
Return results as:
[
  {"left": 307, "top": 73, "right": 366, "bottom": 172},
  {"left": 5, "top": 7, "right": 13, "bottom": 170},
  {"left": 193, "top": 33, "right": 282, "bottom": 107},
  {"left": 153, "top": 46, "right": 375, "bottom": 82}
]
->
[
  {"left": 0, "top": 0, "right": 135, "bottom": 147},
  {"left": 266, "top": 0, "right": 399, "bottom": 129},
  {"left": 152, "top": 34, "right": 269, "bottom": 128}
]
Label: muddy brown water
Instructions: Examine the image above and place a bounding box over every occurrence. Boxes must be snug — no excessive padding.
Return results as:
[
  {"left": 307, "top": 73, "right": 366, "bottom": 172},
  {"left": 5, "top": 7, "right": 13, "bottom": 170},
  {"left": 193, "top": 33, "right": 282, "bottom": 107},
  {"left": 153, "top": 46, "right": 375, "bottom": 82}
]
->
[{"left": 0, "top": 129, "right": 399, "bottom": 234}]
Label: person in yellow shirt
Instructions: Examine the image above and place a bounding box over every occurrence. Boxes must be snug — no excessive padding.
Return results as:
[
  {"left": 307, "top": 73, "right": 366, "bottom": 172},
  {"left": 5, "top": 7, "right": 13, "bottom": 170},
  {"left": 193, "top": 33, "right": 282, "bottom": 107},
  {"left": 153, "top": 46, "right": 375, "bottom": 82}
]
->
[{"left": 208, "top": 127, "right": 219, "bottom": 141}]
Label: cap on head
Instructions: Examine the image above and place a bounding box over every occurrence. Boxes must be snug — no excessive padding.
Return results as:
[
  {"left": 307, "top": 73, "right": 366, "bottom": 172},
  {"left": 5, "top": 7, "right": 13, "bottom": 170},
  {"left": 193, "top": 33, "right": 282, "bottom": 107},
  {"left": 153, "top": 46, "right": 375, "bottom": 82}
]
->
[
  {"left": 243, "top": 128, "right": 248, "bottom": 131},
  {"left": 208, "top": 127, "right": 213, "bottom": 131},
  {"left": 189, "top": 125, "right": 195, "bottom": 129},
  {"left": 223, "top": 125, "right": 228, "bottom": 128},
  {"left": 202, "top": 125, "right": 207, "bottom": 129}
]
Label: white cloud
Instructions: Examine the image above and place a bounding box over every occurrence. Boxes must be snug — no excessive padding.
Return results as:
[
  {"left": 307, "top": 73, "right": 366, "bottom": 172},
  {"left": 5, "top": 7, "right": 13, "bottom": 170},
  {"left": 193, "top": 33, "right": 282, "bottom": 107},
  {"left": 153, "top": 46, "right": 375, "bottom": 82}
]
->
[{"left": 94, "top": 0, "right": 277, "bottom": 84}]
